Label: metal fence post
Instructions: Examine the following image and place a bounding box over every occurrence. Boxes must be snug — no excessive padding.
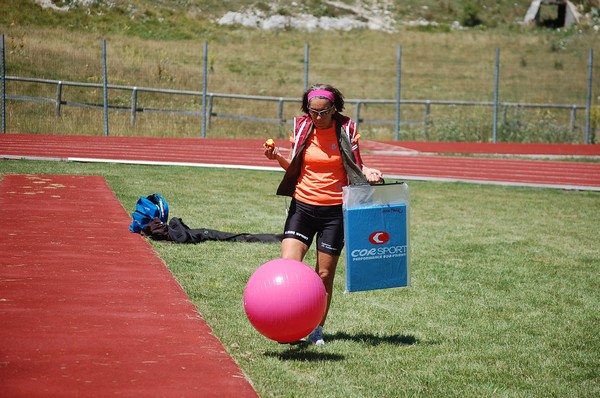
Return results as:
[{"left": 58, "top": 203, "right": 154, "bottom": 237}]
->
[
  {"left": 55, "top": 81, "right": 62, "bottom": 116},
  {"left": 585, "top": 48, "right": 593, "bottom": 144},
  {"left": 130, "top": 87, "right": 137, "bottom": 127},
  {"left": 424, "top": 100, "right": 431, "bottom": 140},
  {"left": 569, "top": 105, "right": 576, "bottom": 133},
  {"left": 207, "top": 94, "right": 214, "bottom": 128},
  {"left": 102, "top": 39, "right": 109, "bottom": 137},
  {"left": 304, "top": 43, "right": 309, "bottom": 89},
  {"left": 395, "top": 45, "right": 402, "bottom": 141},
  {"left": 354, "top": 101, "right": 362, "bottom": 125},
  {"left": 1, "top": 34, "right": 5, "bottom": 134},
  {"left": 277, "top": 97, "right": 284, "bottom": 134},
  {"left": 493, "top": 48, "right": 500, "bottom": 143},
  {"left": 202, "top": 41, "right": 208, "bottom": 138}
]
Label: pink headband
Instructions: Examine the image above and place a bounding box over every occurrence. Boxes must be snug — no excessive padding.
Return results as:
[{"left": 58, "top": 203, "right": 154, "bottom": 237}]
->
[{"left": 307, "top": 89, "right": 335, "bottom": 103}]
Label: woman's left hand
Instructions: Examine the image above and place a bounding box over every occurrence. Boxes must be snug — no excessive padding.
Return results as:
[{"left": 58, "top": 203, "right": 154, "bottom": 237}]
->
[{"left": 363, "top": 167, "right": 383, "bottom": 183}]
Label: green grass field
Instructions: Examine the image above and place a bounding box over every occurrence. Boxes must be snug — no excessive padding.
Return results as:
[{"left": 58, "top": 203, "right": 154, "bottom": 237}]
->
[
  {"left": 2, "top": 2, "right": 599, "bottom": 394},
  {"left": 2, "top": 159, "right": 598, "bottom": 397}
]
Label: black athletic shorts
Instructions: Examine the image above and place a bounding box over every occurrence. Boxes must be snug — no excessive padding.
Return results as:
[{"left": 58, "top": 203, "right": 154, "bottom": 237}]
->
[{"left": 283, "top": 198, "right": 344, "bottom": 256}]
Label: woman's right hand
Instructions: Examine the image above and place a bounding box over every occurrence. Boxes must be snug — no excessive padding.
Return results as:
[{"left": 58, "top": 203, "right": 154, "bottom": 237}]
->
[
  {"left": 263, "top": 139, "right": 290, "bottom": 170},
  {"left": 264, "top": 145, "right": 280, "bottom": 160},
  {"left": 263, "top": 138, "right": 278, "bottom": 160}
]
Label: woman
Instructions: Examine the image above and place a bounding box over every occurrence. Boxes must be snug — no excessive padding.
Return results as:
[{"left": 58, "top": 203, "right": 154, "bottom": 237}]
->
[{"left": 264, "top": 83, "right": 382, "bottom": 345}]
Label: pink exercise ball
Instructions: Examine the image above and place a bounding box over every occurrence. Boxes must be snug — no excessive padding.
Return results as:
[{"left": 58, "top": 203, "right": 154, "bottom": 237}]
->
[{"left": 243, "top": 258, "right": 327, "bottom": 343}]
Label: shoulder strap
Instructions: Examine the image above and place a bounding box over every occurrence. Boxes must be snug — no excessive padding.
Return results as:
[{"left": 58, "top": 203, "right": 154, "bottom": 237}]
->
[
  {"left": 291, "top": 115, "right": 312, "bottom": 158},
  {"left": 335, "top": 114, "right": 363, "bottom": 170}
]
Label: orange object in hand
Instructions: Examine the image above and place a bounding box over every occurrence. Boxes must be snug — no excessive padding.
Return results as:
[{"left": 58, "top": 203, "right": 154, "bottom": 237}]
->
[{"left": 264, "top": 138, "right": 275, "bottom": 149}]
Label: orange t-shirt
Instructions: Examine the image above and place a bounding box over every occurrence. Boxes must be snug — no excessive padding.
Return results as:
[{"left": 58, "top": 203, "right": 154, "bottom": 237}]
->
[{"left": 293, "top": 123, "right": 347, "bottom": 206}]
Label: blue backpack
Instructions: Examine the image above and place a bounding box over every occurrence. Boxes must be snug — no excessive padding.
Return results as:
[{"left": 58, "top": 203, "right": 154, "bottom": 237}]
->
[{"left": 129, "top": 193, "right": 169, "bottom": 233}]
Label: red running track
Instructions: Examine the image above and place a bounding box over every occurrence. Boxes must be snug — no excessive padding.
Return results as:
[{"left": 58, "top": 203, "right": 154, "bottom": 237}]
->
[
  {"left": 0, "top": 174, "right": 258, "bottom": 397},
  {"left": 1, "top": 134, "right": 600, "bottom": 190}
]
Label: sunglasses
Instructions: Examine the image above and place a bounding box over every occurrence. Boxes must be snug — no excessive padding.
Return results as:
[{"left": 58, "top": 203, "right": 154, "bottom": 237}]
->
[{"left": 308, "top": 107, "right": 334, "bottom": 117}]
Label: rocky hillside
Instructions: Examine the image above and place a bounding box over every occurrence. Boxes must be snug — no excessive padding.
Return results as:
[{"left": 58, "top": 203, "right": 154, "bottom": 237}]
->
[{"left": 16, "top": 0, "right": 599, "bottom": 36}]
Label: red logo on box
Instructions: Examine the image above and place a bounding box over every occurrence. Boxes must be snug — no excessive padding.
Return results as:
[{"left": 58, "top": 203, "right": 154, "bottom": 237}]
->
[{"left": 369, "top": 231, "right": 390, "bottom": 245}]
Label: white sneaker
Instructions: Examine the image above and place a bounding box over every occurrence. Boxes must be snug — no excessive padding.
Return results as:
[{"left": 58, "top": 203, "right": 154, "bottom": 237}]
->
[{"left": 308, "top": 326, "right": 325, "bottom": 346}]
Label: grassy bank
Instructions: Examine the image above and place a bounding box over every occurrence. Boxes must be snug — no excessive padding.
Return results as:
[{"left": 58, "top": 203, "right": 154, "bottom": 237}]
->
[{"left": 1, "top": 1, "right": 599, "bottom": 141}]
